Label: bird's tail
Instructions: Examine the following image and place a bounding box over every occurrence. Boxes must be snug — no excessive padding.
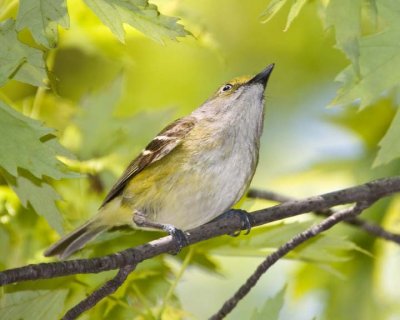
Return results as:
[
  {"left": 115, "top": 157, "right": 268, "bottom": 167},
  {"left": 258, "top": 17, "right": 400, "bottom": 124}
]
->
[{"left": 44, "top": 220, "right": 108, "bottom": 259}]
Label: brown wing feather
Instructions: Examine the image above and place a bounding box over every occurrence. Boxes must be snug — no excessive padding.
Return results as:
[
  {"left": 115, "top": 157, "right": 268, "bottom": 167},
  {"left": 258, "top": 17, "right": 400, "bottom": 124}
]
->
[{"left": 100, "top": 117, "right": 196, "bottom": 207}]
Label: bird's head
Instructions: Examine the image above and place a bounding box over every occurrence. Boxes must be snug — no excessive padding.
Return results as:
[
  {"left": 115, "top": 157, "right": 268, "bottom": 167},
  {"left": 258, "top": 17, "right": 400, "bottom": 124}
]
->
[{"left": 194, "top": 64, "right": 275, "bottom": 118}]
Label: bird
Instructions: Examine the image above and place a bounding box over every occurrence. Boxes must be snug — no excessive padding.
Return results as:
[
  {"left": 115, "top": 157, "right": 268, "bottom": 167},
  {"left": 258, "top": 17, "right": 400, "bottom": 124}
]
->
[{"left": 44, "top": 64, "right": 275, "bottom": 259}]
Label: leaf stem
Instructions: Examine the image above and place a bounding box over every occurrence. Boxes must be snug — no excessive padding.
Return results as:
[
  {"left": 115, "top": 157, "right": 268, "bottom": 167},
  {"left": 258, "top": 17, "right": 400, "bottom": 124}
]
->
[
  {"left": 158, "top": 247, "right": 194, "bottom": 317},
  {"left": 31, "top": 87, "right": 46, "bottom": 119},
  {"left": 30, "top": 49, "right": 57, "bottom": 118},
  {"left": 130, "top": 284, "right": 153, "bottom": 313}
]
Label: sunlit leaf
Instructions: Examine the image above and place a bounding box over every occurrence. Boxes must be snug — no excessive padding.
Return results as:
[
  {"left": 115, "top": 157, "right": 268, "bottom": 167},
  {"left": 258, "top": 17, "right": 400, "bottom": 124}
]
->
[
  {"left": 75, "top": 76, "right": 125, "bottom": 159},
  {"left": 296, "top": 232, "right": 370, "bottom": 262},
  {"left": 261, "top": 0, "right": 308, "bottom": 30},
  {"left": 250, "top": 286, "right": 285, "bottom": 320},
  {"left": 0, "top": 101, "right": 71, "bottom": 180},
  {"left": 374, "top": 107, "right": 400, "bottom": 166},
  {"left": 284, "top": 0, "right": 308, "bottom": 32},
  {"left": 326, "top": 0, "right": 362, "bottom": 69},
  {"left": 83, "top": 0, "right": 189, "bottom": 43},
  {"left": 16, "top": 0, "right": 70, "bottom": 48},
  {"left": 201, "top": 221, "right": 366, "bottom": 263},
  {"left": 260, "top": 0, "right": 288, "bottom": 23},
  {"left": 332, "top": 0, "right": 400, "bottom": 108},
  {"left": 0, "top": 101, "right": 75, "bottom": 232},
  {"left": 161, "top": 305, "right": 190, "bottom": 320},
  {"left": 0, "top": 19, "right": 46, "bottom": 87},
  {"left": 12, "top": 172, "right": 63, "bottom": 233},
  {"left": 0, "top": 290, "right": 68, "bottom": 320},
  {"left": 74, "top": 76, "right": 174, "bottom": 161}
]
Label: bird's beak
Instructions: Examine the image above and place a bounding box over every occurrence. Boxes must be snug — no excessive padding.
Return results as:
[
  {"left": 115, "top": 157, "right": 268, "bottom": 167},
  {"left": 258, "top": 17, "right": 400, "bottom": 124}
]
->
[{"left": 247, "top": 63, "right": 275, "bottom": 88}]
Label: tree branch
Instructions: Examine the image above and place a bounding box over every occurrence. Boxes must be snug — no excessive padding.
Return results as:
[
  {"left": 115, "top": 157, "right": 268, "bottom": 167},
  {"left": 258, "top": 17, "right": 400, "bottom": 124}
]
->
[
  {"left": 1, "top": 177, "right": 400, "bottom": 320},
  {"left": 247, "top": 188, "right": 400, "bottom": 244},
  {"left": 209, "top": 201, "right": 373, "bottom": 320},
  {"left": 63, "top": 264, "right": 136, "bottom": 320},
  {"left": 1, "top": 177, "right": 400, "bottom": 287}
]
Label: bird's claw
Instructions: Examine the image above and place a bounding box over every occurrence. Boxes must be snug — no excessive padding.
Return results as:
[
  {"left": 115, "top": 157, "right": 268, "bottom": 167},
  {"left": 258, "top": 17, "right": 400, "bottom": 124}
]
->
[
  {"left": 163, "top": 224, "right": 189, "bottom": 254},
  {"left": 219, "top": 209, "right": 253, "bottom": 237}
]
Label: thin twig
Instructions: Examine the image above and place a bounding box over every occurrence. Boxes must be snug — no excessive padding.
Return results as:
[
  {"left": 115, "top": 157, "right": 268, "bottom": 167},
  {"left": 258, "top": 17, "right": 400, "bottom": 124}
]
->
[
  {"left": 209, "top": 201, "right": 372, "bottom": 320},
  {"left": 1, "top": 176, "right": 400, "bottom": 286},
  {"left": 247, "top": 189, "right": 293, "bottom": 203},
  {"left": 248, "top": 188, "right": 400, "bottom": 244},
  {"left": 63, "top": 264, "right": 136, "bottom": 320},
  {"left": 343, "top": 218, "right": 400, "bottom": 243}
]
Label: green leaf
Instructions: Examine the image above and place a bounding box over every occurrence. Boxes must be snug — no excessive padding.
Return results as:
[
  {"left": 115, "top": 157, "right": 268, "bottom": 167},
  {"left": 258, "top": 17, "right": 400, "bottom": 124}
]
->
[
  {"left": 75, "top": 76, "right": 174, "bottom": 160},
  {"left": 75, "top": 76, "right": 124, "bottom": 159},
  {"left": 0, "top": 290, "right": 68, "bottom": 320},
  {"left": 284, "top": 0, "right": 308, "bottom": 32},
  {"left": 374, "top": 107, "right": 400, "bottom": 166},
  {"left": 83, "top": 0, "right": 189, "bottom": 43},
  {"left": 1, "top": 169, "right": 64, "bottom": 234},
  {"left": 0, "top": 19, "right": 46, "bottom": 87},
  {"left": 0, "top": 100, "right": 70, "bottom": 180},
  {"left": 326, "top": 0, "right": 362, "bottom": 69},
  {"left": 332, "top": 0, "right": 400, "bottom": 108},
  {"left": 0, "top": 101, "right": 75, "bottom": 232},
  {"left": 295, "top": 232, "right": 370, "bottom": 263},
  {"left": 201, "top": 221, "right": 365, "bottom": 263},
  {"left": 260, "top": 0, "right": 288, "bottom": 23},
  {"left": 250, "top": 286, "right": 286, "bottom": 320},
  {"left": 190, "top": 250, "right": 221, "bottom": 273},
  {"left": 16, "top": 0, "right": 70, "bottom": 48},
  {"left": 15, "top": 172, "right": 64, "bottom": 233}
]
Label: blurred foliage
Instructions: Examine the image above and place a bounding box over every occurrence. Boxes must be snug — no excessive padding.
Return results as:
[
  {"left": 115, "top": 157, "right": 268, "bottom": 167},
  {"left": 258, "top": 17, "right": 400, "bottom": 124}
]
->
[
  {"left": 0, "top": 290, "right": 68, "bottom": 320},
  {"left": 0, "top": 0, "right": 400, "bottom": 319},
  {"left": 250, "top": 286, "right": 286, "bottom": 320}
]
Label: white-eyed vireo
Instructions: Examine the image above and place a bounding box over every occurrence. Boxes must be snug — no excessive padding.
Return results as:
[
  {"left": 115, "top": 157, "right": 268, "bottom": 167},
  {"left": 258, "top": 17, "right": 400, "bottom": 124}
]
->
[{"left": 45, "top": 64, "right": 275, "bottom": 259}]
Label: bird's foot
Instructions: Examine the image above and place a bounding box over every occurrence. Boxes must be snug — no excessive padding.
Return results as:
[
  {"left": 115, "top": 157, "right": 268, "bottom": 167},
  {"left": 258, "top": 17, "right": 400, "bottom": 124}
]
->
[
  {"left": 218, "top": 209, "right": 253, "bottom": 237},
  {"left": 133, "top": 212, "right": 188, "bottom": 255},
  {"left": 162, "top": 224, "right": 189, "bottom": 254}
]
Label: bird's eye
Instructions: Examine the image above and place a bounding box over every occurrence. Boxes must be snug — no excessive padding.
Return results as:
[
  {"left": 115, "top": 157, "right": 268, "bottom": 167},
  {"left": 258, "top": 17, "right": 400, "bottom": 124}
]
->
[{"left": 221, "top": 84, "right": 233, "bottom": 92}]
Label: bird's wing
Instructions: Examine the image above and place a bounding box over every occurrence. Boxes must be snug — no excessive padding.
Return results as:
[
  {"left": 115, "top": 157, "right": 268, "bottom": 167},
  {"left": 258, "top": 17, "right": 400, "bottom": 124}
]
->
[{"left": 100, "top": 116, "right": 197, "bottom": 207}]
